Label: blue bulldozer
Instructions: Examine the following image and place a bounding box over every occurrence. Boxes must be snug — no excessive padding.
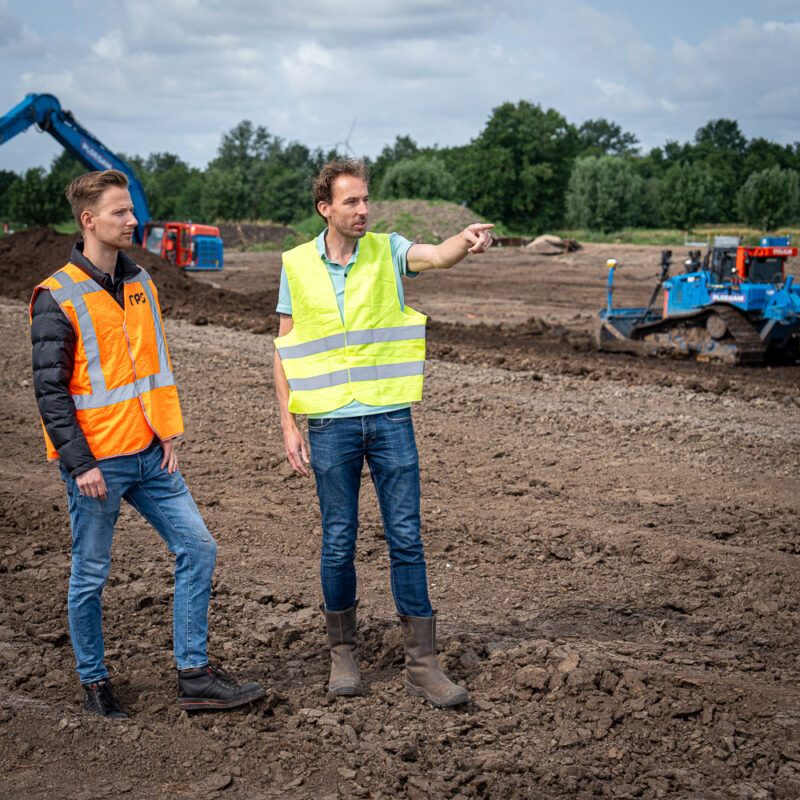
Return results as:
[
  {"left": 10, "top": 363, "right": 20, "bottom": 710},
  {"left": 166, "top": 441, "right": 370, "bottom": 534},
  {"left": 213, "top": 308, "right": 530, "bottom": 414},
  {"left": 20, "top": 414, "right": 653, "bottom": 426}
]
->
[
  {"left": 594, "top": 237, "right": 800, "bottom": 365},
  {"left": 0, "top": 93, "right": 223, "bottom": 270}
]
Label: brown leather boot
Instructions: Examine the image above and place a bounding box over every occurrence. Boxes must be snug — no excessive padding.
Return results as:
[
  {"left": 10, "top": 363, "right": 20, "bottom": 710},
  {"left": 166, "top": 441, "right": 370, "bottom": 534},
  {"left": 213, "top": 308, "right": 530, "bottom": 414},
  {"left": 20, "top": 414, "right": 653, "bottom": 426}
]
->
[
  {"left": 324, "top": 602, "right": 364, "bottom": 697},
  {"left": 399, "top": 614, "right": 468, "bottom": 708}
]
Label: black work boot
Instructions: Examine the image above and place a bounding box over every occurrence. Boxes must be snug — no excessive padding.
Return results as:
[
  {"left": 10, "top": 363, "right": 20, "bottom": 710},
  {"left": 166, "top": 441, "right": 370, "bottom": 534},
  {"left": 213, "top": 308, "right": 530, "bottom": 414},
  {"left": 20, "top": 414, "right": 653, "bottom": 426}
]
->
[
  {"left": 82, "top": 678, "right": 128, "bottom": 719},
  {"left": 177, "top": 665, "right": 265, "bottom": 711}
]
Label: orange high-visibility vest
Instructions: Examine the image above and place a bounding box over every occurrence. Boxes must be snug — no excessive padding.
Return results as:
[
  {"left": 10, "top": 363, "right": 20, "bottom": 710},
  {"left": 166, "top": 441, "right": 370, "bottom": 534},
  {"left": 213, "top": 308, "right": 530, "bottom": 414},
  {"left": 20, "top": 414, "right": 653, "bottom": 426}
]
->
[{"left": 31, "top": 262, "right": 184, "bottom": 461}]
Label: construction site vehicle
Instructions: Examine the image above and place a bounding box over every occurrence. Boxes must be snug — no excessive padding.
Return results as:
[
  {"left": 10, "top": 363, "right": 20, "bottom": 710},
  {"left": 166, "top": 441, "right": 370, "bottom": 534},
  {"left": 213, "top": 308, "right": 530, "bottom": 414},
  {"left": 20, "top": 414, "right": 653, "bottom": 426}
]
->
[
  {"left": 142, "top": 221, "right": 224, "bottom": 270},
  {"left": 0, "top": 93, "right": 222, "bottom": 270},
  {"left": 594, "top": 237, "right": 800, "bottom": 364}
]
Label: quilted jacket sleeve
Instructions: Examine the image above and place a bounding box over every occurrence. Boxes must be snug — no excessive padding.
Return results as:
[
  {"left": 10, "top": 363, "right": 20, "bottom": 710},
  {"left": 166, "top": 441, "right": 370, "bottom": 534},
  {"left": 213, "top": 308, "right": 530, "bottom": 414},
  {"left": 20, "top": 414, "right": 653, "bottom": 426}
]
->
[{"left": 30, "top": 289, "right": 98, "bottom": 477}]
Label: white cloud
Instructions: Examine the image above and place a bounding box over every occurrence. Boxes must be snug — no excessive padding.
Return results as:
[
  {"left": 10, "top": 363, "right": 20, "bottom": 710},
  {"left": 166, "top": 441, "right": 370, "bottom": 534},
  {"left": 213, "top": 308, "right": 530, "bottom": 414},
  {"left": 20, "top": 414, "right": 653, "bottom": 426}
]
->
[
  {"left": 92, "top": 30, "right": 125, "bottom": 60},
  {"left": 665, "top": 19, "right": 800, "bottom": 143},
  {"left": 279, "top": 41, "right": 335, "bottom": 94},
  {"left": 1, "top": 1, "right": 799, "bottom": 173}
]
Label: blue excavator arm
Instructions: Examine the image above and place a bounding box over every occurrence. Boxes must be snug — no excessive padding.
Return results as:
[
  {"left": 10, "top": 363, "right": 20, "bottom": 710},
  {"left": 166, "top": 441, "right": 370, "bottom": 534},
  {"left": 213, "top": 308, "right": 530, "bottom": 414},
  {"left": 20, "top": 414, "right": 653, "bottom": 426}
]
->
[{"left": 0, "top": 93, "right": 151, "bottom": 243}]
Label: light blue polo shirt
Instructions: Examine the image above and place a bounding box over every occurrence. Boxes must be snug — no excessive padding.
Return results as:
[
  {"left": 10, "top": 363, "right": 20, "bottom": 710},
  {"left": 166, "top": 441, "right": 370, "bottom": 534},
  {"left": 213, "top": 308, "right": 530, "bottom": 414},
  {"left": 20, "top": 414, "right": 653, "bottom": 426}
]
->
[{"left": 276, "top": 229, "right": 418, "bottom": 419}]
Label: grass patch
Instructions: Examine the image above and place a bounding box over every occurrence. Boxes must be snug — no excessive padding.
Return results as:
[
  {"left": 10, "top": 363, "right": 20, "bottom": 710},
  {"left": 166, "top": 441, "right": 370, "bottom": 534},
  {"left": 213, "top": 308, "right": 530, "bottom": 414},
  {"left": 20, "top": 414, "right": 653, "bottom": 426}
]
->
[
  {"left": 53, "top": 220, "right": 79, "bottom": 235},
  {"left": 554, "top": 225, "right": 800, "bottom": 247}
]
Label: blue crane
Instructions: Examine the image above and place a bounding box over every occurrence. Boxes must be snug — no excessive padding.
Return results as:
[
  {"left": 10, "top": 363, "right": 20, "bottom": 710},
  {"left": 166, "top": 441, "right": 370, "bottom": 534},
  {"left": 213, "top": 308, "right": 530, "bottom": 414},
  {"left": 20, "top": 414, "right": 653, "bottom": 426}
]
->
[{"left": 0, "top": 93, "right": 151, "bottom": 243}]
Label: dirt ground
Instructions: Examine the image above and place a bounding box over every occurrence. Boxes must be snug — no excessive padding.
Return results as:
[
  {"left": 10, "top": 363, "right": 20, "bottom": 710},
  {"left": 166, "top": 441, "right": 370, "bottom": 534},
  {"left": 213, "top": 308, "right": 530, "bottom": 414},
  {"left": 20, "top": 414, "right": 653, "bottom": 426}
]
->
[{"left": 1, "top": 232, "right": 800, "bottom": 800}]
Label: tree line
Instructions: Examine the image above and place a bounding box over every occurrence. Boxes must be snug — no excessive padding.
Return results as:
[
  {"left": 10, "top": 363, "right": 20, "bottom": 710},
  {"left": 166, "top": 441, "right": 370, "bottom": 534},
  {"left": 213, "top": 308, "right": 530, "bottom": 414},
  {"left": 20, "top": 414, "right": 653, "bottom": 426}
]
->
[{"left": 2, "top": 101, "right": 799, "bottom": 234}]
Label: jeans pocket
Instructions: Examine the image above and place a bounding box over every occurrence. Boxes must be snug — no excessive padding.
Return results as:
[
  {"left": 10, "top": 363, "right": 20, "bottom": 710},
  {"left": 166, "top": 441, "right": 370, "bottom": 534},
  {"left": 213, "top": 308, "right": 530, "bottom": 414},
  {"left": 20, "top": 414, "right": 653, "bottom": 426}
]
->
[
  {"left": 308, "top": 417, "right": 335, "bottom": 431},
  {"left": 385, "top": 407, "right": 412, "bottom": 422},
  {"left": 76, "top": 489, "right": 122, "bottom": 517}
]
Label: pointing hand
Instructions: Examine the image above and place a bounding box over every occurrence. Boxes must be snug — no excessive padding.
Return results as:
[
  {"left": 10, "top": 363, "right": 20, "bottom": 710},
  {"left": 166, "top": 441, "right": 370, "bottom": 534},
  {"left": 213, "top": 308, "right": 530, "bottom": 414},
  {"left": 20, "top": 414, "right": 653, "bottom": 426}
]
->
[{"left": 463, "top": 223, "right": 494, "bottom": 254}]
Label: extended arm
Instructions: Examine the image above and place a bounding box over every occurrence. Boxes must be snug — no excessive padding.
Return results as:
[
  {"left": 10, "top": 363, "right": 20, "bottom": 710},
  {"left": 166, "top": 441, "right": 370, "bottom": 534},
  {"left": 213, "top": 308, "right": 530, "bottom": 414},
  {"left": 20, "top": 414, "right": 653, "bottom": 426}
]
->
[
  {"left": 406, "top": 223, "right": 494, "bottom": 273},
  {"left": 274, "top": 314, "right": 310, "bottom": 477}
]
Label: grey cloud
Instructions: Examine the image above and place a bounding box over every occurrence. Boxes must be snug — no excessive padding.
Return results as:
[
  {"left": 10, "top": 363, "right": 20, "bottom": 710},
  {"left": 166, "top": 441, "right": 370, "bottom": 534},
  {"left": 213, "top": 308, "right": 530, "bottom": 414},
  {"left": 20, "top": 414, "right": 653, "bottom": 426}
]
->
[
  {"left": 0, "top": 0, "right": 40, "bottom": 54},
  {"left": 2, "top": 0, "right": 799, "bottom": 173},
  {"left": 116, "top": 0, "right": 496, "bottom": 47}
]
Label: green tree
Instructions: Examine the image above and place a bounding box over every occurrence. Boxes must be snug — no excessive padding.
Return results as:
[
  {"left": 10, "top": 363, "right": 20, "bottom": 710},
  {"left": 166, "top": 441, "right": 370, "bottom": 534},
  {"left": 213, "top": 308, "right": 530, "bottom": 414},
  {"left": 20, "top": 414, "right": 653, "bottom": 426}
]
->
[
  {"left": 694, "top": 119, "right": 746, "bottom": 154},
  {"left": 48, "top": 151, "right": 85, "bottom": 194},
  {"left": 452, "top": 100, "right": 579, "bottom": 232},
  {"left": 7, "top": 168, "right": 65, "bottom": 225},
  {"left": 639, "top": 176, "right": 664, "bottom": 227},
  {"left": 736, "top": 165, "right": 800, "bottom": 232},
  {"left": 368, "top": 135, "right": 420, "bottom": 188},
  {"left": 205, "top": 120, "right": 321, "bottom": 222},
  {"left": 176, "top": 170, "right": 206, "bottom": 220},
  {"left": 138, "top": 152, "right": 193, "bottom": 219},
  {"left": 215, "top": 120, "right": 280, "bottom": 166},
  {"left": 260, "top": 167, "right": 313, "bottom": 224},
  {"left": 577, "top": 119, "right": 639, "bottom": 156},
  {"left": 379, "top": 157, "right": 455, "bottom": 201},
  {"left": 199, "top": 166, "right": 250, "bottom": 221},
  {"left": 208, "top": 121, "right": 281, "bottom": 219},
  {"left": 740, "top": 138, "right": 797, "bottom": 182},
  {"left": 0, "top": 169, "right": 21, "bottom": 218},
  {"left": 565, "top": 155, "right": 644, "bottom": 232},
  {"left": 659, "top": 161, "right": 718, "bottom": 230},
  {"left": 692, "top": 120, "right": 746, "bottom": 221},
  {"left": 6, "top": 152, "right": 86, "bottom": 226}
]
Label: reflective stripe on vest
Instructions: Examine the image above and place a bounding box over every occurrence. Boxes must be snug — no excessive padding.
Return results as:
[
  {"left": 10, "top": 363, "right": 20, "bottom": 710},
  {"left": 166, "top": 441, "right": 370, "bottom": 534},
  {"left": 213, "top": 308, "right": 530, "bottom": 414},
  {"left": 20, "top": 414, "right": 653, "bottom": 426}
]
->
[
  {"left": 276, "top": 324, "right": 426, "bottom": 361},
  {"left": 48, "top": 268, "right": 176, "bottom": 410},
  {"left": 33, "top": 262, "right": 184, "bottom": 461},
  {"left": 286, "top": 361, "right": 426, "bottom": 393},
  {"left": 274, "top": 233, "right": 426, "bottom": 415}
]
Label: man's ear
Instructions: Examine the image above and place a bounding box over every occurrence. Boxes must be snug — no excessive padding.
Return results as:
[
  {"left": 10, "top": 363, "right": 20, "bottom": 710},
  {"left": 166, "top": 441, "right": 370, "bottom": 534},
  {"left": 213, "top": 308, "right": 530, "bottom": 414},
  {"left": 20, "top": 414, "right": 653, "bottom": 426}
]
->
[
  {"left": 80, "top": 208, "right": 94, "bottom": 232},
  {"left": 316, "top": 200, "right": 329, "bottom": 220}
]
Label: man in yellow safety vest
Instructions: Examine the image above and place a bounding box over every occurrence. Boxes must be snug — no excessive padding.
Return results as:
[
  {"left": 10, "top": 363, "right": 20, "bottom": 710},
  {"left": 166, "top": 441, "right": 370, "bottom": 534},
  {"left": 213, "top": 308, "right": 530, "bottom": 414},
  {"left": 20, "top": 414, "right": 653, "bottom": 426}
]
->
[
  {"left": 274, "top": 159, "right": 493, "bottom": 707},
  {"left": 30, "top": 170, "right": 264, "bottom": 717}
]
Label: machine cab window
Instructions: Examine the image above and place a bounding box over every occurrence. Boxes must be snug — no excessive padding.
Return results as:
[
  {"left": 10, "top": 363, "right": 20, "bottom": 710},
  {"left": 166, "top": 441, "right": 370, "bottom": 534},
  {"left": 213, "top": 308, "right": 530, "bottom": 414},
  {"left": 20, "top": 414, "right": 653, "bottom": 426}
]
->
[{"left": 144, "top": 225, "right": 165, "bottom": 255}]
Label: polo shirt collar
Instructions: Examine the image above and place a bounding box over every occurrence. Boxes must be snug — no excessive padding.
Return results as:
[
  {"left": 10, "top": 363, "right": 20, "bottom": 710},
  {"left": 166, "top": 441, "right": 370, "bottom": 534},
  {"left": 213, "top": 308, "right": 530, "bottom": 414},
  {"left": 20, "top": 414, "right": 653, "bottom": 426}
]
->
[{"left": 316, "top": 228, "right": 360, "bottom": 269}]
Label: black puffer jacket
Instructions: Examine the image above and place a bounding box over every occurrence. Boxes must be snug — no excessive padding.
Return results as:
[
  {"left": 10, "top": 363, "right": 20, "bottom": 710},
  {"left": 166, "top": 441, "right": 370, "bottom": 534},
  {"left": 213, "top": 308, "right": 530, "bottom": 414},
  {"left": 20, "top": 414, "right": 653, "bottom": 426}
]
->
[{"left": 30, "top": 244, "right": 144, "bottom": 477}]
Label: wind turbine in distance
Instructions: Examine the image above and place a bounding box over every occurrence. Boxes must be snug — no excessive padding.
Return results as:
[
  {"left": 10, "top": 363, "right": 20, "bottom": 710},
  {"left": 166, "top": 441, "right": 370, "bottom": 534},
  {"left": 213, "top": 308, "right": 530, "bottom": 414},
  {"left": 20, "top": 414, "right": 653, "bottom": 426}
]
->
[{"left": 331, "top": 118, "right": 357, "bottom": 157}]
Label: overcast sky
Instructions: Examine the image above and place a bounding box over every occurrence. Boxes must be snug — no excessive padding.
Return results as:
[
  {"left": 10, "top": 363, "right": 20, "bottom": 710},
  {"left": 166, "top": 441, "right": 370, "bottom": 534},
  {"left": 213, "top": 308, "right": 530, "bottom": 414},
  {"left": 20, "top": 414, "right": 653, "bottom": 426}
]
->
[{"left": 1, "top": 0, "right": 799, "bottom": 174}]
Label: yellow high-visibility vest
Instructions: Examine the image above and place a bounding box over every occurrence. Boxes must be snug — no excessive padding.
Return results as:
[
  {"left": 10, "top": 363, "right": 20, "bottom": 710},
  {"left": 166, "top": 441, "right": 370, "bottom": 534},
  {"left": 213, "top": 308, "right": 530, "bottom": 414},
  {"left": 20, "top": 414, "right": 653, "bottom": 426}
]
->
[
  {"left": 275, "top": 233, "right": 426, "bottom": 415},
  {"left": 31, "top": 262, "right": 184, "bottom": 461}
]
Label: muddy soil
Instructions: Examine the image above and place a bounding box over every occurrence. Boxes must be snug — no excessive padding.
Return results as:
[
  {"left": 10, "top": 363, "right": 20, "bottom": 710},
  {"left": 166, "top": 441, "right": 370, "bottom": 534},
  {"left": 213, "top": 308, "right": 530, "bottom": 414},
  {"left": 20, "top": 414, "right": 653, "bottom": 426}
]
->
[{"left": 1, "top": 233, "right": 800, "bottom": 799}]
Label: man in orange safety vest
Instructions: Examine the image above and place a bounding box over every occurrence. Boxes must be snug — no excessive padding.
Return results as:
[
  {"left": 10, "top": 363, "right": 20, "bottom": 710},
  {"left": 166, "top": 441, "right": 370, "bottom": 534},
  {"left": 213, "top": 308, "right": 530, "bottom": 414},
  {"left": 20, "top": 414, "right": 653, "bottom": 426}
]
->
[{"left": 30, "top": 170, "right": 263, "bottom": 718}]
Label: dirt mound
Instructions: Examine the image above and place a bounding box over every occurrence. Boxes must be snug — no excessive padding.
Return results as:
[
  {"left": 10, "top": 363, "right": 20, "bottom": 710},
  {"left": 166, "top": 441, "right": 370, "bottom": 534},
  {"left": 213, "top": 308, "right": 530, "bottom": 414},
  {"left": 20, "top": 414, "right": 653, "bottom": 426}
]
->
[
  {"left": 525, "top": 234, "right": 581, "bottom": 255},
  {"left": 0, "top": 228, "right": 278, "bottom": 333},
  {"left": 369, "top": 200, "right": 485, "bottom": 243},
  {"left": 216, "top": 222, "right": 295, "bottom": 249}
]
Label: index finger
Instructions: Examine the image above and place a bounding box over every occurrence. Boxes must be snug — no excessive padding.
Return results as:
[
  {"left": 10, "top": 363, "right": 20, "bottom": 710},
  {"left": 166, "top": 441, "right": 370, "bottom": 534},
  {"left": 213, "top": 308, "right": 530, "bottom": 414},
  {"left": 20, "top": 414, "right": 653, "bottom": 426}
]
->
[{"left": 469, "top": 223, "right": 494, "bottom": 232}]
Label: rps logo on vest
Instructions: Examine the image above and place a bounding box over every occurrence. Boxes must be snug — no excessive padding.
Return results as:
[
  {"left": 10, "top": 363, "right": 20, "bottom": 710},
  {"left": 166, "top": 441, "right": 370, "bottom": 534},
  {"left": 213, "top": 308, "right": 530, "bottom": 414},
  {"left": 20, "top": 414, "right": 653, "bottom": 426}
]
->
[{"left": 128, "top": 292, "right": 148, "bottom": 306}]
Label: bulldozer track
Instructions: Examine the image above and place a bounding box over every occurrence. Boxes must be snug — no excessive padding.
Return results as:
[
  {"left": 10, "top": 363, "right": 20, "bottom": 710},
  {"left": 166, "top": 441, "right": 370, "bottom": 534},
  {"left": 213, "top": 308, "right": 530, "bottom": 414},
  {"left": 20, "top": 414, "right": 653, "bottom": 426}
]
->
[
  {"left": 630, "top": 304, "right": 766, "bottom": 365},
  {"left": 711, "top": 304, "right": 767, "bottom": 364}
]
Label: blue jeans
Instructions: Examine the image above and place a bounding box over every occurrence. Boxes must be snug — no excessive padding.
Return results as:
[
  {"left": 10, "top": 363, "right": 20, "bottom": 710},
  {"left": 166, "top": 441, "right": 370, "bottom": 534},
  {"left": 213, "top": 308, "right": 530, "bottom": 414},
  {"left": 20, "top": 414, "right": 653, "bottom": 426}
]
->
[
  {"left": 308, "top": 408, "right": 433, "bottom": 617},
  {"left": 60, "top": 440, "right": 217, "bottom": 683}
]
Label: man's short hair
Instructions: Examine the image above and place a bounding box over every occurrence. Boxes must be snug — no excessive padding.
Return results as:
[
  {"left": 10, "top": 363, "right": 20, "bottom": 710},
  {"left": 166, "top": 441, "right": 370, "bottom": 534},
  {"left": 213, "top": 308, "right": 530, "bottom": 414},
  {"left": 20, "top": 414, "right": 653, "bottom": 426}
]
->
[
  {"left": 65, "top": 170, "right": 129, "bottom": 229},
  {"left": 312, "top": 159, "right": 370, "bottom": 218}
]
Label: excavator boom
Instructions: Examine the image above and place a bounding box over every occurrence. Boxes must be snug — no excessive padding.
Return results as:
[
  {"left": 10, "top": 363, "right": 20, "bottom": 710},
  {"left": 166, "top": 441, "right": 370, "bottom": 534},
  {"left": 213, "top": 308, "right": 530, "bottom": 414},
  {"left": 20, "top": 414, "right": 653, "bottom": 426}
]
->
[{"left": 0, "top": 93, "right": 151, "bottom": 242}]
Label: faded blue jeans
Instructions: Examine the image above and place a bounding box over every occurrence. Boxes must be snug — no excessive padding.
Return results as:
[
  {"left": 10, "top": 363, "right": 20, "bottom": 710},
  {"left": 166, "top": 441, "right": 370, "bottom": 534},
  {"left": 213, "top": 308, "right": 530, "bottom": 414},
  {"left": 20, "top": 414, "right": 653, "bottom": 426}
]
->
[
  {"left": 60, "top": 440, "right": 217, "bottom": 683},
  {"left": 308, "top": 408, "right": 433, "bottom": 617}
]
